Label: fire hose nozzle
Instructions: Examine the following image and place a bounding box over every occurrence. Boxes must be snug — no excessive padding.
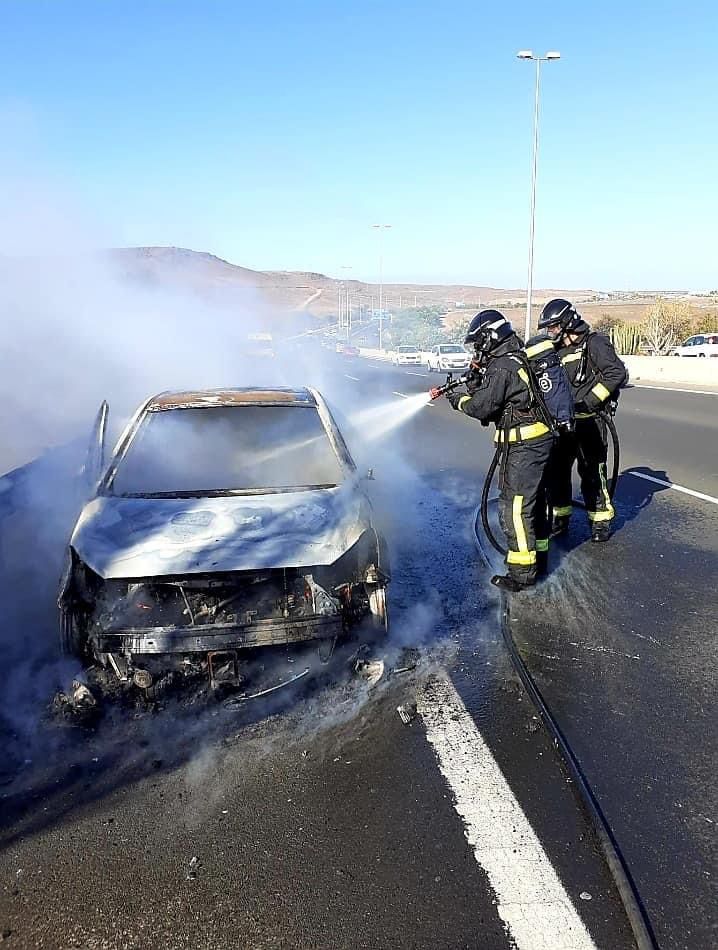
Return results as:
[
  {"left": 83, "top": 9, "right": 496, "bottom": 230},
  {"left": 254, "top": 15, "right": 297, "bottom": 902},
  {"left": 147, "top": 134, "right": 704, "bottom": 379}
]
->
[{"left": 429, "top": 387, "right": 443, "bottom": 401}]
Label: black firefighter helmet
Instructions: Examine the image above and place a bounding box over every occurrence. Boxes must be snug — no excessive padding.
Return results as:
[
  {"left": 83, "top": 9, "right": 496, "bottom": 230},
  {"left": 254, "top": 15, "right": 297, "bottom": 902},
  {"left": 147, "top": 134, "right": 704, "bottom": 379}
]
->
[
  {"left": 464, "top": 309, "right": 515, "bottom": 355},
  {"left": 537, "top": 298, "right": 582, "bottom": 334}
]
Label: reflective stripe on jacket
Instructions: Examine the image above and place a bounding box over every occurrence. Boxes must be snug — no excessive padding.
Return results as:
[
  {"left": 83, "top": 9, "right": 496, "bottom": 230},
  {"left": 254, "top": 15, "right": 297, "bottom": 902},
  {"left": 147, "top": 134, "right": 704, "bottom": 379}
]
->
[{"left": 558, "top": 327, "right": 627, "bottom": 413}]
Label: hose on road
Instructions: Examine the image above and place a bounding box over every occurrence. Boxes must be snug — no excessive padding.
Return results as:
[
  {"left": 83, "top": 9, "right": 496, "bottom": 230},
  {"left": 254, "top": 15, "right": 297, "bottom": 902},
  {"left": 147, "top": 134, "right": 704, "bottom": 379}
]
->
[{"left": 471, "top": 512, "right": 658, "bottom": 950}]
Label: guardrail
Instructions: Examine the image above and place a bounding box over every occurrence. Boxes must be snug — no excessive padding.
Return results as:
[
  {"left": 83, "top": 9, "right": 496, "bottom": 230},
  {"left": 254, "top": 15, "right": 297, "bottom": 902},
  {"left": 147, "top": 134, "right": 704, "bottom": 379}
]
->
[
  {"left": 358, "top": 348, "right": 434, "bottom": 363},
  {"left": 358, "top": 347, "right": 717, "bottom": 389},
  {"left": 621, "top": 355, "right": 718, "bottom": 387}
]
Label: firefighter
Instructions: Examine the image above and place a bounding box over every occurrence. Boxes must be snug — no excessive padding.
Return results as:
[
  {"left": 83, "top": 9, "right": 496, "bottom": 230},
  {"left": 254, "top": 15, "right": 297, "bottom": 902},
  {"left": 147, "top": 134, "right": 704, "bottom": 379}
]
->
[
  {"left": 448, "top": 310, "right": 554, "bottom": 591},
  {"left": 538, "top": 299, "right": 627, "bottom": 541}
]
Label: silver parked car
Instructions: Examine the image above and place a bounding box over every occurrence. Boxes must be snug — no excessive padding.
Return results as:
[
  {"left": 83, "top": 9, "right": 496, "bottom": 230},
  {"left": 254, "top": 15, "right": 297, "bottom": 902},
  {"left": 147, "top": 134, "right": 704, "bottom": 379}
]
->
[{"left": 58, "top": 388, "right": 389, "bottom": 694}]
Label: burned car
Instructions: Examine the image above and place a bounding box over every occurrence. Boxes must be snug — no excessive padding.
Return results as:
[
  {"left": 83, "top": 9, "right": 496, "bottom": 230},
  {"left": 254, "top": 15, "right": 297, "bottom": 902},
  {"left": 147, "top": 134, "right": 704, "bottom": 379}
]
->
[{"left": 58, "top": 388, "right": 389, "bottom": 693}]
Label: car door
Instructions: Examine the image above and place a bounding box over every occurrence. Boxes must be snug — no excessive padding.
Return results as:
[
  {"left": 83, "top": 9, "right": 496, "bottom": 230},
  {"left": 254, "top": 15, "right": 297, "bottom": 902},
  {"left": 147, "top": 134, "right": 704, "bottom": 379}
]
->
[
  {"left": 82, "top": 400, "right": 109, "bottom": 492},
  {"left": 690, "top": 335, "right": 704, "bottom": 356}
]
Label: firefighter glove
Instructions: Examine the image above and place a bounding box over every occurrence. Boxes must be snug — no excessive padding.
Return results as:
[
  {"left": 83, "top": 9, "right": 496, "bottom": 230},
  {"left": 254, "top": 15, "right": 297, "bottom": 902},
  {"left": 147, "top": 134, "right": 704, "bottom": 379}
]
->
[{"left": 448, "top": 391, "right": 468, "bottom": 411}]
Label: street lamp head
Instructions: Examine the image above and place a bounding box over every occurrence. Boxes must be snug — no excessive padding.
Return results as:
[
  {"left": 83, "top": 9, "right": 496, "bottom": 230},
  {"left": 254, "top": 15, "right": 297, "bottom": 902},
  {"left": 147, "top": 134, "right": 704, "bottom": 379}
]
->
[
  {"left": 545, "top": 51, "right": 561, "bottom": 60},
  {"left": 517, "top": 50, "right": 534, "bottom": 59}
]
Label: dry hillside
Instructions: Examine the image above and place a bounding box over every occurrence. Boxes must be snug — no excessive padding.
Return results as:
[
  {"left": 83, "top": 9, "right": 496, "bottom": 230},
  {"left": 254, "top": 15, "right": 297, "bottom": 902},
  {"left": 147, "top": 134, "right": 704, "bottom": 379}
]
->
[{"left": 110, "top": 246, "right": 712, "bottom": 326}]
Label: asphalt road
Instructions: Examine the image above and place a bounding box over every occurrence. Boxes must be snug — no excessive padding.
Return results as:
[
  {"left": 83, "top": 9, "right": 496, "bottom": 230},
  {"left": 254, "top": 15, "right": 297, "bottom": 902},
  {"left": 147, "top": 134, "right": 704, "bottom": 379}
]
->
[
  {"left": 0, "top": 351, "right": 714, "bottom": 948},
  {"left": 337, "top": 356, "right": 718, "bottom": 950}
]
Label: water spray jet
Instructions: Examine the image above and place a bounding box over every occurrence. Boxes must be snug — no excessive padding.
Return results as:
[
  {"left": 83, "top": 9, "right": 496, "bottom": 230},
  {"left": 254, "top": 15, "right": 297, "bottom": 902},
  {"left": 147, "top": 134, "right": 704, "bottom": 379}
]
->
[{"left": 349, "top": 393, "right": 431, "bottom": 443}]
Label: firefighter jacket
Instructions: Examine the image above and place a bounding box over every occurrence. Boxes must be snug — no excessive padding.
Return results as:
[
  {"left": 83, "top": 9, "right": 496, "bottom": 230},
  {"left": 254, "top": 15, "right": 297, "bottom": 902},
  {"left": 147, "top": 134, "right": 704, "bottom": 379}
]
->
[
  {"left": 455, "top": 338, "right": 550, "bottom": 442},
  {"left": 557, "top": 322, "right": 627, "bottom": 414}
]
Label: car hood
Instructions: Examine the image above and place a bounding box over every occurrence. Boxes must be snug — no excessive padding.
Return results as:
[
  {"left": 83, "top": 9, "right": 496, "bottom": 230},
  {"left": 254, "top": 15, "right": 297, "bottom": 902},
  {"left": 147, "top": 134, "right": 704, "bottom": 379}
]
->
[{"left": 71, "top": 485, "right": 371, "bottom": 579}]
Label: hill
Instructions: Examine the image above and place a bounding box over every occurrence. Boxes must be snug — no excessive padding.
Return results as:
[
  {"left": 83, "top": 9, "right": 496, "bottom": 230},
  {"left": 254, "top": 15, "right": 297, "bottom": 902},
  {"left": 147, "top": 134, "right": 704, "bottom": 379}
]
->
[{"left": 109, "top": 246, "right": 715, "bottom": 327}]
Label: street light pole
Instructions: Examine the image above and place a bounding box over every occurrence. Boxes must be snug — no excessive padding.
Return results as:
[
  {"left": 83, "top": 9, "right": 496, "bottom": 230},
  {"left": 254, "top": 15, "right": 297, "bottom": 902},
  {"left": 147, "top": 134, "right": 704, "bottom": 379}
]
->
[
  {"left": 371, "top": 224, "right": 392, "bottom": 349},
  {"left": 517, "top": 50, "right": 560, "bottom": 341}
]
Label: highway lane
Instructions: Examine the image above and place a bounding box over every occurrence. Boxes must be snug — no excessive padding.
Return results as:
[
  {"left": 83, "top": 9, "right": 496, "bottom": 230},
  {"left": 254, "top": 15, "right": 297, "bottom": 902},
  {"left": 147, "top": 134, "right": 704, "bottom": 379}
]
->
[
  {"left": 0, "top": 358, "right": 636, "bottom": 950},
  {"left": 344, "top": 356, "right": 718, "bottom": 949}
]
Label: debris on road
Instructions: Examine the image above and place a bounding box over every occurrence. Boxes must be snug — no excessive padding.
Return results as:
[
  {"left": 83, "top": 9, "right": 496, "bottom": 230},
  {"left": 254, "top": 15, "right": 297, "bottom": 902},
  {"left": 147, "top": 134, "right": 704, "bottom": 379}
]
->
[
  {"left": 397, "top": 703, "right": 417, "bottom": 725},
  {"left": 51, "top": 679, "right": 99, "bottom": 723},
  {"left": 186, "top": 856, "right": 200, "bottom": 881},
  {"left": 354, "top": 658, "right": 385, "bottom": 686},
  {"left": 580, "top": 891, "right": 592, "bottom": 901},
  {"left": 72, "top": 680, "right": 96, "bottom": 708}
]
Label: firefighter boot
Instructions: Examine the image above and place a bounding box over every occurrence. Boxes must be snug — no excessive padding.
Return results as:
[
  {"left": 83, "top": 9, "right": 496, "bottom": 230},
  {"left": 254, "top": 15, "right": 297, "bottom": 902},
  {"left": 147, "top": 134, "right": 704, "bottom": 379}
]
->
[
  {"left": 591, "top": 522, "right": 611, "bottom": 543},
  {"left": 491, "top": 574, "right": 534, "bottom": 593}
]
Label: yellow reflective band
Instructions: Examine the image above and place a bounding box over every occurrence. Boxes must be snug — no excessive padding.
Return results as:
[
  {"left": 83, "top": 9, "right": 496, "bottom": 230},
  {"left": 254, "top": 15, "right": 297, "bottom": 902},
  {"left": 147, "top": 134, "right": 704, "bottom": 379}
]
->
[
  {"left": 512, "top": 495, "right": 528, "bottom": 553},
  {"left": 553, "top": 506, "right": 573, "bottom": 517},
  {"left": 591, "top": 382, "right": 611, "bottom": 402},
  {"left": 598, "top": 463, "right": 614, "bottom": 518},
  {"left": 587, "top": 509, "right": 613, "bottom": 522},
  {"left": 518, "top": 367, "right": 530, "bottom": 385},
  {"left": 575, "top": 412, "right": 596, "bottom": 419},
  {"left": 507, "top": 550, "right": 537, "bottom": 565},
  {"left": 536, "top": 538, "right": 549, "bottom": 552},
  {"left": 561, "top": 351, "right": 583, "bottom": 365},
  {"left": 458, "top": 395, "right": 471, "bottom": 411},
  {"left": 525, "top": 339, "right": 554, "bottom": 358},
  {"left": 494, "top": 422, "right": 550, "bottom": 443}
]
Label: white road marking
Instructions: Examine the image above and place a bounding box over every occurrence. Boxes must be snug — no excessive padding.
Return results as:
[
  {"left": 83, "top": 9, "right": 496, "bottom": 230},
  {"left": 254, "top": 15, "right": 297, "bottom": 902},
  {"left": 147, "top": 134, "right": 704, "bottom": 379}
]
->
[
  {"left": 418, "top": 677, "right": 597, "bottom": 950},
  {"left": 344, "top": 374, "right": 359, "bottom": 381},
  {"left": 392, "top": 391, "right": 409, "bottom": 398},
  {"left": 631, "top": 384, "right": 718, "bottom": 396},
  {"left": 406, "top": 370, "right": 430, "bottom": 377},
  {"left": 627, "top": 470, "right": 718, "bottom": 505}
]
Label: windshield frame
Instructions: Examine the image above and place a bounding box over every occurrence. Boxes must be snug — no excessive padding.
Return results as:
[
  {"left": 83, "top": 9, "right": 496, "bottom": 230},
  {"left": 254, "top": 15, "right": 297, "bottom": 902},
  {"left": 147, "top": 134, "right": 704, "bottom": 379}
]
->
[{"left": 439, "top": 344, "right": 466, "bottom": 354}]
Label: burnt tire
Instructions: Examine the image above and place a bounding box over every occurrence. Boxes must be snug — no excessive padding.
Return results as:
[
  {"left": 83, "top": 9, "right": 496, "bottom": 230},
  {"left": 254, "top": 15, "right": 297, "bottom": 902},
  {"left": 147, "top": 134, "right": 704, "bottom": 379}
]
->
[{"left": 367, "top": 585, "right": 389, "bottom": 634}]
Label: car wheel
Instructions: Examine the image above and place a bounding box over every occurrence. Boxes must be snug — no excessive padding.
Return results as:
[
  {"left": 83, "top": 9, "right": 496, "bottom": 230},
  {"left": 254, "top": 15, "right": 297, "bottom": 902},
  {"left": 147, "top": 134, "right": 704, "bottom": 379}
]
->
[
  {"left": 367, "top": 585, "right": 389, "bottom": 633},
  {"left": 698, "top": 353, "right": 706, "bottom": 357}
]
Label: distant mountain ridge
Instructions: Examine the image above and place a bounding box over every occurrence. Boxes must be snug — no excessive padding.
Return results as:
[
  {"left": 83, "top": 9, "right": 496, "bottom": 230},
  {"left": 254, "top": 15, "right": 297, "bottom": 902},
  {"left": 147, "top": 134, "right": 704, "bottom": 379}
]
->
[{"left": 109, "top": 245, "right": 595, "bottom": 317}]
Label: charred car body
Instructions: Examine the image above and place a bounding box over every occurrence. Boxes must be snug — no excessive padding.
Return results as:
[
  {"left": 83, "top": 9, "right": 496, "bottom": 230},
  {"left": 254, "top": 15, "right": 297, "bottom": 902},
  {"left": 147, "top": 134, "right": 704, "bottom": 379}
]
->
[{"left": 58, "top": 388, "right": 389, "bottom": 692}]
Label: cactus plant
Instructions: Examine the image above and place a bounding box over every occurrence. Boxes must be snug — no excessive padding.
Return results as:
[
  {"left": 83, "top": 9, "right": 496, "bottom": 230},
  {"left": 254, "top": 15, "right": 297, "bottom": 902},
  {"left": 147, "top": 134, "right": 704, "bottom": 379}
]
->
[{"left": 609, "top": 322, "right": 642, "bottom": 355}]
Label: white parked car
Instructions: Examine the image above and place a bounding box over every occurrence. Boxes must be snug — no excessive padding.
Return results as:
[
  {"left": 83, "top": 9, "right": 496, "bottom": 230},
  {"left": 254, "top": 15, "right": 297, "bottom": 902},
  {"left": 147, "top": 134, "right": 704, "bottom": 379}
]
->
[
  {"left": 392, "top": 345, "right": 422, "bottom": 366},
  {"left": 672, "top": 333, "right": 718, "bottom": 357},
  {"left": 426, "top": 344, "right": 470, "bottom": 373}
]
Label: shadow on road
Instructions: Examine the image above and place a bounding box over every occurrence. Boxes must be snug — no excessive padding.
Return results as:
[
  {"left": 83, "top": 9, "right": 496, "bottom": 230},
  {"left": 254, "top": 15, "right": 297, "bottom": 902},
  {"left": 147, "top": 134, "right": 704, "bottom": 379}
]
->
[{"left": 550, "top": 466, "right": 673, "bottom": 565}]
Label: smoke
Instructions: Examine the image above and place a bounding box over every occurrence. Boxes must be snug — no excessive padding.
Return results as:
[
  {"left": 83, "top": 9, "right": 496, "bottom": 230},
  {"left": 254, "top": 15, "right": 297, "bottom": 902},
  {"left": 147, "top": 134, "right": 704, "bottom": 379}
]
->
[
  {"left": 0, "top": 157, "right": 307, "bottom": 783},
  {"left": 0, "top": 150, "right": 487, "bottom": 840}
]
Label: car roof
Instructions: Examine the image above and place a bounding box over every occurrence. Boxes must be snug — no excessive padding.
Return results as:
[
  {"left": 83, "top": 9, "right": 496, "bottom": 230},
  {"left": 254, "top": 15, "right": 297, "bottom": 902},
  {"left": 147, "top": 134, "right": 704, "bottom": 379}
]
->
[{"left": 147, "top": 387, "right": 316, "bottom": 411}]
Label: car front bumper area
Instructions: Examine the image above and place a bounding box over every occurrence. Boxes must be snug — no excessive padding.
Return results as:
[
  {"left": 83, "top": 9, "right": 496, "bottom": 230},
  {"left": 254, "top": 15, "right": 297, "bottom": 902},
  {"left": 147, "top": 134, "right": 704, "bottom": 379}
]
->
[{"left": 93, "top": 613, "right": 342, "bottom": 656}]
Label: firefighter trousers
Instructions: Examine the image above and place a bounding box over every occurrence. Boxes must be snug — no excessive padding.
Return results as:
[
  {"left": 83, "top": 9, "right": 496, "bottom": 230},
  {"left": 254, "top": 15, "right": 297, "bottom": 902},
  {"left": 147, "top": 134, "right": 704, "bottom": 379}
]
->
[
  {"left": 498, "top": 433, "right": 553, "bottom": 584},
  {"left": 549, "top": 415, "right": 614, "bottom": 525}
]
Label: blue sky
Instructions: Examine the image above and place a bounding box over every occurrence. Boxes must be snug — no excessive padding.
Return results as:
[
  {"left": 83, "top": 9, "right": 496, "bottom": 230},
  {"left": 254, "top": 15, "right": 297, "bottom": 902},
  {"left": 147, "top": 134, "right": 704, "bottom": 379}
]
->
[{"left": 1, "top": 0, "right": 716, "bottom": 289}]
